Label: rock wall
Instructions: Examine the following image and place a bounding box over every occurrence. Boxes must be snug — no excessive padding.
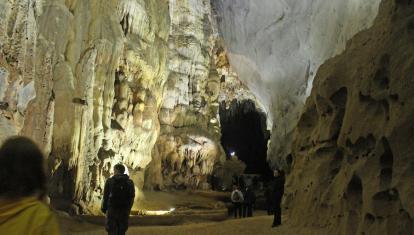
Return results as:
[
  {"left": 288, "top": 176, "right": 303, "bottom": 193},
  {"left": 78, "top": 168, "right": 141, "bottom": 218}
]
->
[
  {"left": 0, "top": 0, "right": 170, "bottom": 214},
  {"left": 212, "top": 0, "right": 382, "bottom": 167},
  {"left": 287, "top": 1, "right": 414, "bottom": 234},
  {"left": 0, "top": 0, "right": 241, "bottom": 213},
  {"left": 144, "top": 0, "right": 224, "bottom": 190}
]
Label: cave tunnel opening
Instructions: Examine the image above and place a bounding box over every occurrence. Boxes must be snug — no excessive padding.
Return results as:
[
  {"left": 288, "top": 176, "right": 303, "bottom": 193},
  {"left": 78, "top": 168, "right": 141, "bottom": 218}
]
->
[{"left": 219, "top": 100, "right": 273, "bottom": 181}]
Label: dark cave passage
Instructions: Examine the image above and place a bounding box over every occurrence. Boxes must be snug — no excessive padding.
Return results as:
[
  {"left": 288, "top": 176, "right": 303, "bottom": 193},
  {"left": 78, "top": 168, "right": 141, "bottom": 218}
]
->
[{"left": 219, "top": 100, "right": 272, "bottom": 180}]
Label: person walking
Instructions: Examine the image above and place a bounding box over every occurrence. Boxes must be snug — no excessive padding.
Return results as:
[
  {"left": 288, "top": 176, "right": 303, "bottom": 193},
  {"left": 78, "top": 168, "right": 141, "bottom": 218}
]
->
[
  {"left": 230, "top": 185, "right": 244, "bottom": 218},
  {"left": 102, "top": 164, "right": 135, "bottom": 235},
  {"left": 0, "top": 136, "right": 60, "bottom": 235},
  {"left": 271, "top": 169, "right": 285, "bottom": 227}
]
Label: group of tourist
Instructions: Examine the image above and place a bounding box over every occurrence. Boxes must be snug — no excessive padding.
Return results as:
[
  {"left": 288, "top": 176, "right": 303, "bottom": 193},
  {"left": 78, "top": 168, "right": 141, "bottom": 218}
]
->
[
  {"left": 231, "top": 169, "right": 285, "bottom": 228},
  {"left": 230, "top": 185, "right": 256, "bottom": 218},
  {"left": 0, "top": 136, "right": 286, "bottom": 234}
]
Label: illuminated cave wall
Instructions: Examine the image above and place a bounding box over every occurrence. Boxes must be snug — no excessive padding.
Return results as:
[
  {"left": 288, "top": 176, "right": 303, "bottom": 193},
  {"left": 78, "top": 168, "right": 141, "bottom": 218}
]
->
[
  {"left": 0, "top": 0, "right": 250, "bottom": 214},
  {"left": 0, "top": 0, "right": 173, "bottom": 214},
  {"left": 144, "top": 0, "right": 224, "bottom": 190}
]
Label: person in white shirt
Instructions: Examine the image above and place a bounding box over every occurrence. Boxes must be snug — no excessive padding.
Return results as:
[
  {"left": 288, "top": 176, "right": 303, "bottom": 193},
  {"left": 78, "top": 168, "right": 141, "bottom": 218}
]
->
[{"left": 231, "top": 185, "right": 244, "bottom": 218}]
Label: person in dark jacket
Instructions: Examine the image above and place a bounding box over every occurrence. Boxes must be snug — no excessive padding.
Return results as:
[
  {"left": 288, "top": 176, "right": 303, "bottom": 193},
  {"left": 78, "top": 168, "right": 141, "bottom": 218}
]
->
[
  {"left": 264, "top": 184, "right": 274, "bottom": 215},
  {"left": 101, "top": 164, "right": 135, "bottom": 235},
  {"left": 242, "top": 186, "right": 256, "bottom": 217},
  {"left": 271, "top": 169, "right": 285, "bottom": 227}
]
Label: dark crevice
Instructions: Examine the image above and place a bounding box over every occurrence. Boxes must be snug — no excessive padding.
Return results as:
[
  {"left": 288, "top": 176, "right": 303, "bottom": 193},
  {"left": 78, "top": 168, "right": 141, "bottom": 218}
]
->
[
  {"left": 329, "top": 150, "right": 343, "bottom": 179},
  {"left": 380, "top": 168, "right": 393, "bottom": 188},
  {"left": 297, "top": 104, "right": 318, "bottom": 130},
  {"left": 72, "top": 98, "right": 88, "bottom": 105},
  {"left": 372, "top": 188, "right": 399, "bottom": 201},
  {"left": 346, "top": 134, "right": 376, "bottom": 164},
  {"left": 219, "top": 100, "right": 272, "bottom": 180},
  {"left": 0, "top": 101, "right": 9, "bottom": 110},
  {"left": 120, "top": 13, "right": 130, "bottom": 36},
  {"left": 364, "top": 213, "right": 376, "bottom": 225},
  {"left": 330, "top": 87, "right": 348, "bottom": 108},
  {"left": 380, "top": 137, "right": 394, "bottom": 167}
]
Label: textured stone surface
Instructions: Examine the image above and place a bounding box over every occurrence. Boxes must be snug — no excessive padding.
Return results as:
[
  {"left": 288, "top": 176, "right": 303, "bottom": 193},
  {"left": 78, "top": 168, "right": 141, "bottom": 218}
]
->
[
  {"left": 286, "top": 1, "right": 414, "bottom": 233},
  {"left": 3, "top": 4, "right": 412, "bottom": 235},
  {"left": 0, "top": 0, "right": 170, "bottom": 214},
  {"left": 0, "top": 0, "right": 237, "bottom": 214},
  {"left": 212, "top": 0, "right": 382, "bottom": 167},
  {"left": 144, "top": 0, "right": 224, "bottom": 190}
]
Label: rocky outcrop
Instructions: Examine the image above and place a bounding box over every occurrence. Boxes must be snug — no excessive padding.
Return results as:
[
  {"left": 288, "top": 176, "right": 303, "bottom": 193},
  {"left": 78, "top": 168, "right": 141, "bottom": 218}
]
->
[{"left": 286, "top": 1, "right": 414, "bottom": 234}]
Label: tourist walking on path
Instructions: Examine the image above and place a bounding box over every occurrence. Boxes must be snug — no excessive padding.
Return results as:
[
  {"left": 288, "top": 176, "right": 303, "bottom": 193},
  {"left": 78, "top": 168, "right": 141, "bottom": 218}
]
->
[{"left": 102, "top": 164, "right": 135, "bottom": 235}]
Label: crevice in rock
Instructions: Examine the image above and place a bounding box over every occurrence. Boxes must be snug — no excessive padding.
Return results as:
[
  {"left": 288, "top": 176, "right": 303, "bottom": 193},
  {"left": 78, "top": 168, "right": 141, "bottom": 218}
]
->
[
  {"left": 380, "top": 137, "right": 394, "bottom": 167},
  {"left": 373, "top": 68, "right": 390, "bottom": 90},
  {"left": 364, "top": 213, "right": 376, "bottom": 225},
  {"left": 330, "top": 87, "right": 348, "bottom": 108},
  {"left": 344, "top": 174, "right": 363, "bottom": 235},
  {"left": 120, "top": 13, "right": 130, "bottom": 36},
  {"left": 380, "top": 168, "right": 393, "bottom": 188},
  {"left": 329, "top": 150, "right": 343, "bottom": 179},
  {"left": 297, "top": 103, "right": 318, "bottom": 130},
  {"left": 345, "top": 174, "right": 363, "bottom": 204},
  {"left": 72, "top": 98, "right": 88, "bottom": 106},
  {"left": 0, "top": 101, "right": 9, "bottom": 110},
  {"left": 346, "top": 134, "right": 376, "bottom": 164},
  {"left": 219, "top": 100, "right": 272, "bottom": 179}
]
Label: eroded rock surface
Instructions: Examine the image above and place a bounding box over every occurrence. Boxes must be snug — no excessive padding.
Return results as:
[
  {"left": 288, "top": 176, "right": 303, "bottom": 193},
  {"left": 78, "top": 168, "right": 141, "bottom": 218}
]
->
[
  {"left": 287, "top": 1, "right": 414, "bottom": 234},
  {"left": 0, "top": 0, "right": 256, "bottom": 214},
  {"left": 212, "top": 0, "right": 382, "bottom": 167},
  {"left": 0, "top": 0, "right": 171, "bottom": 214},
  {"left": 144, "top": 0, "right": 224, "bottom": 190}
]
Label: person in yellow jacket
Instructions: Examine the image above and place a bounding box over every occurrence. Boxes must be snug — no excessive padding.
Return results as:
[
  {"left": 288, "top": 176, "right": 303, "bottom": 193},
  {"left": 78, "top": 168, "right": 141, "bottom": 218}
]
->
[{"left": 0, "top": 136, "right": 60, "bottom": 235}]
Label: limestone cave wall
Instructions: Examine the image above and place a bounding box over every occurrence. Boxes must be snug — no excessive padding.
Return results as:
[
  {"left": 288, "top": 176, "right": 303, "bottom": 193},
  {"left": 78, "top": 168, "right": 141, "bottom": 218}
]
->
[
  {"left": 0, "top": 0, "right": 172, "bottom": 214},
  {"left": 0, "top": 0, "right": 251, "bottom": 214},
  {"left": 286, "top": 1, "right": 414, "bottom": 234},
  {"left": 212, "top": 0, "right": 382, "bottom": 168},
  {"left": 144, "top": 0, "right": 224, "bottom": 191}
]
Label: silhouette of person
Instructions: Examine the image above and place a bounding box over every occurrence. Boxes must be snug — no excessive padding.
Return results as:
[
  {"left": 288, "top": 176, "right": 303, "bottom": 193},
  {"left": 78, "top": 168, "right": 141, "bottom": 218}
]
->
[
  {"left": 102, "top": 164, "right": 135, "bottom": 235},
  {"left": 242, "top": 186, "right": 256, "bottom": 217},
  {"left": 0, "top": 136, "right": 60, "bottom": 234},
  {"left": 271, "top": 169, "right": 285, "bottom": 227}
]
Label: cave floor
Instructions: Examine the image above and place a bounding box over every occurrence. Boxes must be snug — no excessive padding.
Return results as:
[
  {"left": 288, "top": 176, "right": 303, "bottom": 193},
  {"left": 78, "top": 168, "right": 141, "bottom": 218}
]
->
[
  {"left": 59, "top": 214, "right": 313, "bottom": 235},
  {"left": 133, "top": 190, "right": 229, "bottom": 213},
  {"left": 58, "top": 191, "right": 325, "bottom": 234}
]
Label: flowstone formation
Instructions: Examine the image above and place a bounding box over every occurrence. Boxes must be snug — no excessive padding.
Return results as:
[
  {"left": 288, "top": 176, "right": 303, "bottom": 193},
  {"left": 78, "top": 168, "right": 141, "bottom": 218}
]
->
[
  {"left": 212, "top": 0, "right": 382, "bottom": 167},
  {"left": 0, "top": 0, "right": 251, "bottom": 214},
  {"left": 287, "top": 1, "right": 414, "bottom": 234},
  {"left": 144, "top": 0, "right": 224, "bottom": 190},
  {"left": 0, "top": 0, "right": 169, "bottom": 214}
]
